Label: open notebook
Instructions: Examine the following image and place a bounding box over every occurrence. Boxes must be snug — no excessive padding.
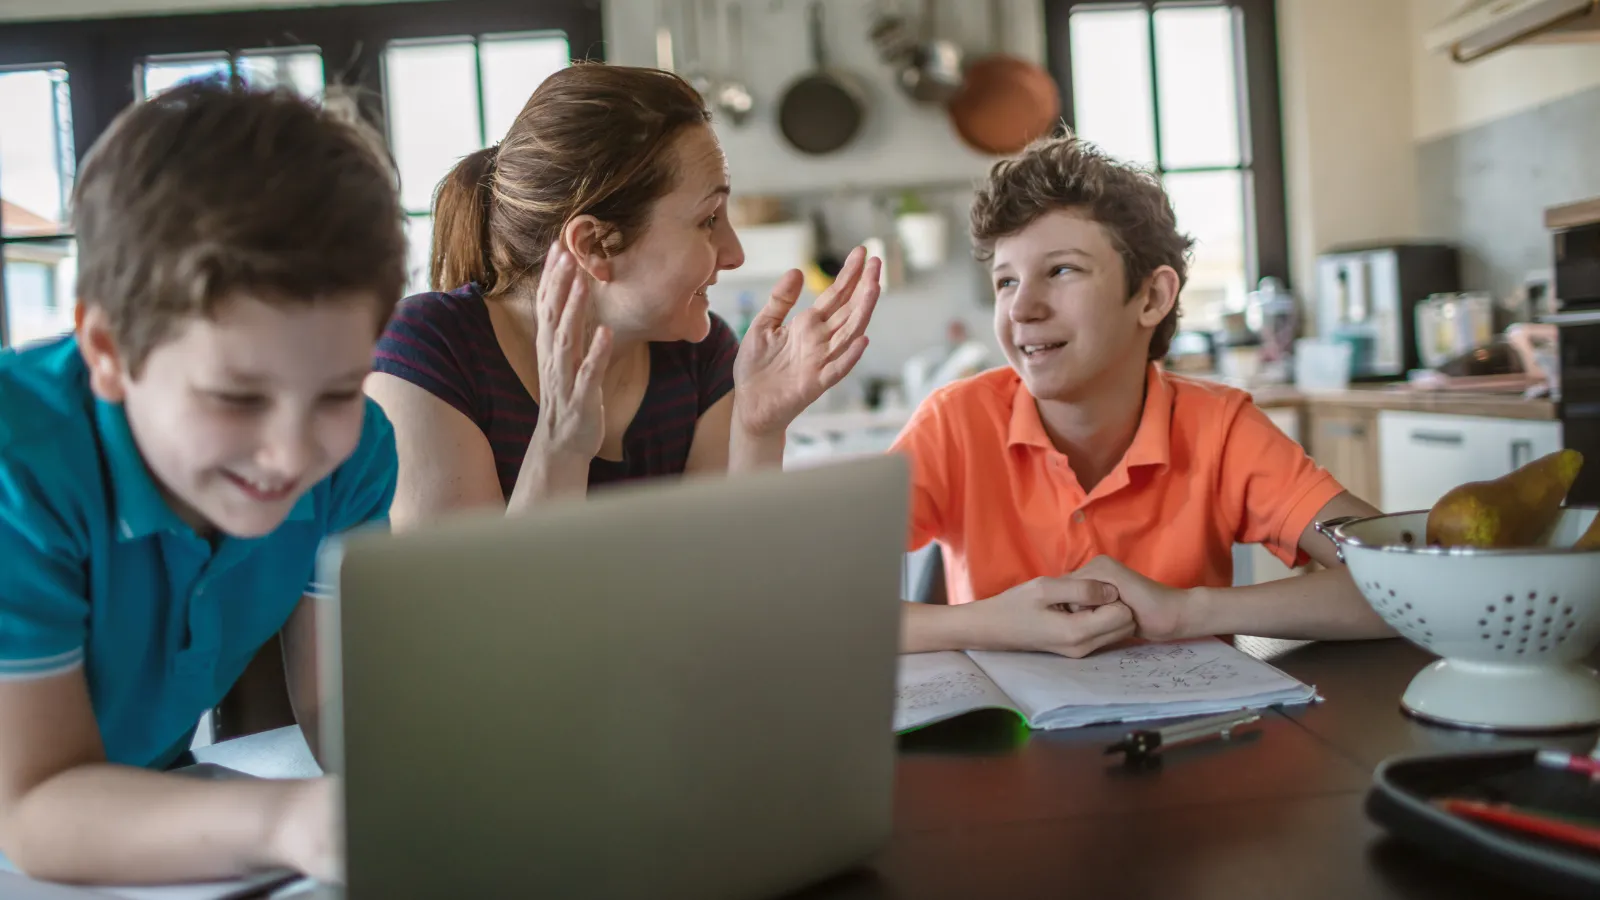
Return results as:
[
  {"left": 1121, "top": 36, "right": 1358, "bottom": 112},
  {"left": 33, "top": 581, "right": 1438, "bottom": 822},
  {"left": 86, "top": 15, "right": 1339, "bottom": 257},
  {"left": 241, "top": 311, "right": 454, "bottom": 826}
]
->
[{"left": 895, "top": 638, "right": 1317, "bottom": 733}]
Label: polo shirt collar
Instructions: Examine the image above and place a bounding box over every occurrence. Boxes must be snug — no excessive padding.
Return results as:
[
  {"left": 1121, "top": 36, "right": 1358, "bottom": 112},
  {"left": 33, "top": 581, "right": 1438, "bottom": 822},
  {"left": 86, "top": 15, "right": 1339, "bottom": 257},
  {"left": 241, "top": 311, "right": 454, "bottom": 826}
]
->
[
  {"left": 1124, "top": 362, "right": 1174, "bottom": 471},
  {"left": 1006, "top": 363, "right": 1174, "bottom": 470},
  {"left": 1006, "top": 372, "right": 1055, "bottom": 450},
  {"left": 95, "top": 399, "right": 315, "bottom": 541}
]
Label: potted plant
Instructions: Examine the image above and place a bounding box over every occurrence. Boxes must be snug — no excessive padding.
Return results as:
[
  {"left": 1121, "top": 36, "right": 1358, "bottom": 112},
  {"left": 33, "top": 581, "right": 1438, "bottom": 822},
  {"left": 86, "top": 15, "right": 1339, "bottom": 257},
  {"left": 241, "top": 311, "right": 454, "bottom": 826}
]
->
[{"left": 894, "top": 190, "right": 947, "bottom": 272}]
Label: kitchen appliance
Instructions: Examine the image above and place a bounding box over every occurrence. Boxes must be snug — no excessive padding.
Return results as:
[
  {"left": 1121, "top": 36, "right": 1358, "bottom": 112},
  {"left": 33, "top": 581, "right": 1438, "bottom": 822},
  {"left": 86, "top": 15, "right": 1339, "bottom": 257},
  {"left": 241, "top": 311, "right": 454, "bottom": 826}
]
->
[
  {"left": 1316, "top": 243, "right": 1461, "bottom": 381},
  {"left": 1549, "top": 197, "right": 1600, "bottom": 310},
  {"left": 1415, "top": 291, "right": 1495, "bottom": 369},
  {"left": 1544, "top": 198, "right": 1600, "bottom": 505}
]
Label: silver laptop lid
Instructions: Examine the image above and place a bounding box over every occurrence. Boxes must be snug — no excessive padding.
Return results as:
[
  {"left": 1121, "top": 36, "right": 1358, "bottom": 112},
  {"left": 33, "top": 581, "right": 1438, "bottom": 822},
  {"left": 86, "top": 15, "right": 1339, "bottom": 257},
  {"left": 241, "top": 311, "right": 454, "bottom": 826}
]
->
[{"left": 323, "top": 455, "right": 909, "bottom": 899}]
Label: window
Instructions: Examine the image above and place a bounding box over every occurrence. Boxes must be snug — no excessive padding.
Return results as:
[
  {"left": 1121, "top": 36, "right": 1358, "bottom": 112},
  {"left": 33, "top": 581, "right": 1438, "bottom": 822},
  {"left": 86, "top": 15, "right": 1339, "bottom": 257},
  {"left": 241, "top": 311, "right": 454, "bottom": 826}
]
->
[
  {"left": 385, "top": 32, "right": 569, "bottom": 295},
  {"left": 141, "top": 48, "right": 325, "bottom": 100},
  {"left": 0, "top": 0, "right": 603, "bottom": 348},
  {"left": 1046, "top": 0, "right": 1287, "bottom": 333},
  {"left": 0, "top": 66, "right": 76, "bottom": 346}
]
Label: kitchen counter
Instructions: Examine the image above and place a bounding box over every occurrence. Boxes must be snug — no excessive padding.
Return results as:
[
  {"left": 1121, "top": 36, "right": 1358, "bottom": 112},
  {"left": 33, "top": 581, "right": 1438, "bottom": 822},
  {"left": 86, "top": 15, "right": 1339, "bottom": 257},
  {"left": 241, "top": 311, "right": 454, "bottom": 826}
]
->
[
  {"left": 786, "top": 377, "right": 1557, "bottom": 450},
  {"left": 1243, "top": 384, "right": 1557, "bottom": 421},
  {"left": 1182, "top": 371, "right": 1558, "bottom": 421}
]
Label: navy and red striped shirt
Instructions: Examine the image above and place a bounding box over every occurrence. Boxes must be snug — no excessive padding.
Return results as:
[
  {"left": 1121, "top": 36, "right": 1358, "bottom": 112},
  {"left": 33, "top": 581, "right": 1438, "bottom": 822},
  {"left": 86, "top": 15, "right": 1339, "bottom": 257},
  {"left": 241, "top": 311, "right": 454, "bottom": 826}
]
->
[{"left": 373, "top": 283, "right": 739, "bottom": 497}]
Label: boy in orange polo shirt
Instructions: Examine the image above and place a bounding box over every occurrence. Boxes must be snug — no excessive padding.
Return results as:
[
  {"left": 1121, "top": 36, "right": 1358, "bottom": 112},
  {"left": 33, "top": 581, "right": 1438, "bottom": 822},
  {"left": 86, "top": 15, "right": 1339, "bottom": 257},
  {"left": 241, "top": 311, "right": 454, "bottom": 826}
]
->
[{"left": 895, "top": 134, "right": 1393, "bottom": 657}]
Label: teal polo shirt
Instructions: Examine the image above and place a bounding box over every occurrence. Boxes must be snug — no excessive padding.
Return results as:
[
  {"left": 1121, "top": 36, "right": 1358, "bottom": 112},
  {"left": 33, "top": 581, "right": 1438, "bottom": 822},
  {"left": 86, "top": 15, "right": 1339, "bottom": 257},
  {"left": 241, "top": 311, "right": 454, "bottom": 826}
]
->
[{"left": 0, "top": 336, "right": 397, "bottom": 768}]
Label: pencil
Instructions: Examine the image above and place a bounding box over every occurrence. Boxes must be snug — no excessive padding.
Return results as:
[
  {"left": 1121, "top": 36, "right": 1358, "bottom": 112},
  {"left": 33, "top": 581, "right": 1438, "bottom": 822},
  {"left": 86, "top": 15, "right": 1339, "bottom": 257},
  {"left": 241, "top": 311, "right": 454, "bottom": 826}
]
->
[{"left": 1437, "top": 798, "right": 1600, "bottom": 853}]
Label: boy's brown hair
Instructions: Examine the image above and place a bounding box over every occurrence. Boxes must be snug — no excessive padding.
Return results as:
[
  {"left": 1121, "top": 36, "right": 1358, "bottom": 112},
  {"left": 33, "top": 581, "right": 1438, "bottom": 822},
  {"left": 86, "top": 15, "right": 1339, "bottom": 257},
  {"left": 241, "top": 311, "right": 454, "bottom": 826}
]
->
[
  {"left": 72, "top": 79, "right": 409, "bottom": 371},
  {"left": 970, "top": 132, "right": 1194, "bottom": 360}
]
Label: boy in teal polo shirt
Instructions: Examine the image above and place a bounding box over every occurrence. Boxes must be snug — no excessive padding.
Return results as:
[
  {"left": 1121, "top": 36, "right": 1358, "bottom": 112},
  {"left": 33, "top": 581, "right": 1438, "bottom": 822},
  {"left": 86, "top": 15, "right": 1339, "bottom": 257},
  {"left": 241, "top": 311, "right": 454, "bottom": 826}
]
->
[{"left": 0, "top": 81, "right": 407, "bottom": 885}]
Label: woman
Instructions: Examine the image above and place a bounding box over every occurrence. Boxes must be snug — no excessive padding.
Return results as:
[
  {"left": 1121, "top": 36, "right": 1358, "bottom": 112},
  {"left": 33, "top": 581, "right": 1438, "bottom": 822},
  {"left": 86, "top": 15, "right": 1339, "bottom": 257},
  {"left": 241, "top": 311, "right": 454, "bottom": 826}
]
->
[{"left": 368, "top": 64, "right": 880, "bottom": 526}]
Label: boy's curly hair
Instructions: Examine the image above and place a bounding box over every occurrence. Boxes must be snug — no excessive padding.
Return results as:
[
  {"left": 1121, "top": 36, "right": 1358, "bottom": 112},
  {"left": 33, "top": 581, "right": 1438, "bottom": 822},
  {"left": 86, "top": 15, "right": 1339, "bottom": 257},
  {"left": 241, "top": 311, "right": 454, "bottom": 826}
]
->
[{"left": 971, "top": 133, "right": 1194, "bottom": 360}]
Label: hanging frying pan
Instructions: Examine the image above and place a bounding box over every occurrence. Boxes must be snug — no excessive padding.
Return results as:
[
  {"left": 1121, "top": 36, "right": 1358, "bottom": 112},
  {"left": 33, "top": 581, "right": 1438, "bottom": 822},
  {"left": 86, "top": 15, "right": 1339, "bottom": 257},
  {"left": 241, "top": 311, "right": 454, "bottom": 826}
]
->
[
  {"left": 777, "top": 0, "right": 867, "bottom": 156},
  {"left": 947, "top": 0, "right": 1061, "bottom": 156}
]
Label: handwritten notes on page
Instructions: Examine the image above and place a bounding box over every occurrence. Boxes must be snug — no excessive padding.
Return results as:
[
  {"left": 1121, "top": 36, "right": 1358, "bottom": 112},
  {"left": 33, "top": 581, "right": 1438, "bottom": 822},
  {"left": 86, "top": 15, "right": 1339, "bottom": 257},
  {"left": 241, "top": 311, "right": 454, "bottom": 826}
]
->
[
  {"left": 894, "top": 651, "right": 1019, "bottom": 732},
  {"left": 968, "top": 640, "right": 1316, "bottom": 729},
  {"left": 893, "top": 640, "right": 1317, "bottom": 733}
]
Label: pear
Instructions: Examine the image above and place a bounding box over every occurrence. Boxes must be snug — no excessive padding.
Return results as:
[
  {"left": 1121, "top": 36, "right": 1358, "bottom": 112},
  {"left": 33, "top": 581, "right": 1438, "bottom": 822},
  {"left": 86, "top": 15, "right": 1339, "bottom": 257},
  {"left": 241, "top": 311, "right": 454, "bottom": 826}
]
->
[
  {"left": 1576, "top": 512, "right": 1600, "bottom": 550},
  {"left": 1426, "top": 449, "right": 1584, "bottom": 548}
]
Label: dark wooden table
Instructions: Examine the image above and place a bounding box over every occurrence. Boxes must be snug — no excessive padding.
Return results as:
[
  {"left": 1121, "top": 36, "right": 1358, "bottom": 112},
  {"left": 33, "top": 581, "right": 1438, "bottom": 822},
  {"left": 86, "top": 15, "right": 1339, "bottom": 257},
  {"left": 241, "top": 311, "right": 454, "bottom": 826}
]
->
[{"left": 796, "top": 637, "right": 1600, "bottom": 900}]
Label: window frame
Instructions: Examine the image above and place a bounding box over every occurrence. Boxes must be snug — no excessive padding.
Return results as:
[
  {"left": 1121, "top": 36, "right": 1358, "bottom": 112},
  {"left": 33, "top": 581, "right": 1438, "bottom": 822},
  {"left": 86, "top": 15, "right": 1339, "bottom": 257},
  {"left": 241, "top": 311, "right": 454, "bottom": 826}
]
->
[
  {"left": 1042, "top": 0, "right": 1290, "bottom": 301},
  {"left": 0, "top": 0, "right": 604, "bottom": 347}
]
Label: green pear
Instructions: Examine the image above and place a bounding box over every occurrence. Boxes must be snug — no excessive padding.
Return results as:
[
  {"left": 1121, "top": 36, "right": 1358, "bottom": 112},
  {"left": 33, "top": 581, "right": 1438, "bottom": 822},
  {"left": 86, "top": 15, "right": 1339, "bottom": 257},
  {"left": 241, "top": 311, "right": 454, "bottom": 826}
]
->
[
  {"left": 1426, "top": 449, "right": 1584, "bottom": 548},
  {"left": 1575, "top": 511, "right": 1600, "bottom": 550}
]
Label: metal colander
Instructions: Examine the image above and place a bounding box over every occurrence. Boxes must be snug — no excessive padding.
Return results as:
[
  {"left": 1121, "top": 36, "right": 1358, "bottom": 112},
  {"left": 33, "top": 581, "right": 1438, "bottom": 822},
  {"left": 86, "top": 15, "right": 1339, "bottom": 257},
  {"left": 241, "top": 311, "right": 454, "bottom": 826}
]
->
[{"left": 1319, "top": 508, "right": 1600, "bottom": 731}]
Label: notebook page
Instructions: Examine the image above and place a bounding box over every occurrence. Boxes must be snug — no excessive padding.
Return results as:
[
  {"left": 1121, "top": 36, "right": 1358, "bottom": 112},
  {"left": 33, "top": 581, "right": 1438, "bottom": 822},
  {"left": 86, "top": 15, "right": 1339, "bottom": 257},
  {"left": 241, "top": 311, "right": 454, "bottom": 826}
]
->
[
  {"left": 894, "top": 651, "right": 1018, "bottom": 732},
  {"left": 967, "top": 640, "right": 1315, "bottom": 728}
]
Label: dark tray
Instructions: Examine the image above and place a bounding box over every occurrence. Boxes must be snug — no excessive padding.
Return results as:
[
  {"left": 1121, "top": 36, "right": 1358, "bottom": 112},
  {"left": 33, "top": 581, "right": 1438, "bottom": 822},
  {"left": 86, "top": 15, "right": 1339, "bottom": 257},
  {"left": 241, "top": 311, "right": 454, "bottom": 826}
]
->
[{"left": 1367, "top": 747, "right": 1600, "bottom": 899}]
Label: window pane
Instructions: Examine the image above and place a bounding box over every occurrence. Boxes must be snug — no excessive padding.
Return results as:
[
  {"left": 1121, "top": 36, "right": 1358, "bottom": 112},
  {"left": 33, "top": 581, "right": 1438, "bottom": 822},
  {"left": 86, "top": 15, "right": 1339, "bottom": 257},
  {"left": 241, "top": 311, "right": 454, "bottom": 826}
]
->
[
  {"left": 404, "top": 215, "right": 433, "bottom": 296},
  {"left": 1154, "top": 6, "right": 1242, "bottom": 169},
  {"left": 4, "top": 238, "right": 76, "bottom": 347},
  {"left": 1069, "top": 9, "right": 1155, "bottom": 167},
  {"left": 142, "top": 54, "right": 230, "bottom": 99},
  {"left": 239, "top": 49, "right": 325, "bottom": 99},
  {"left": 385, "top": 40, "right": 483, "bottom": 213},
  {"left": 1165, "top": 170, "right": 1248, "bottom": 331},
  {"left": 480, "top": 33, "right": 569, "bottom": 144},
  {"left": 0, "top": 68, "right": 73, "bottom": 237}
]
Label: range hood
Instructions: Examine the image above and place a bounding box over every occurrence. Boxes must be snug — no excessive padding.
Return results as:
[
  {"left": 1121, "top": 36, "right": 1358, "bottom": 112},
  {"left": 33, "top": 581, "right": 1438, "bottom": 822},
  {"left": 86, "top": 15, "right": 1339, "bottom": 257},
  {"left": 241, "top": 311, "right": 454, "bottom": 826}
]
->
[{"left": 1427, "top": 0, "right": 1600, "bottom": 62}]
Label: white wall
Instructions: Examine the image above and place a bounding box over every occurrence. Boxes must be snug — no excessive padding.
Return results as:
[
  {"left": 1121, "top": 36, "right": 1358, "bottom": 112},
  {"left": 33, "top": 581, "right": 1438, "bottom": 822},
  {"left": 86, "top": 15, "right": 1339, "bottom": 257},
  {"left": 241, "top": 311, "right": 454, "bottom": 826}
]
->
[
  {"left": 1275, "top": 0, "right": 1420, "bottom": 307},
  {"left": 1411, "top": 0, "right": 1600, "bottom": 141}
]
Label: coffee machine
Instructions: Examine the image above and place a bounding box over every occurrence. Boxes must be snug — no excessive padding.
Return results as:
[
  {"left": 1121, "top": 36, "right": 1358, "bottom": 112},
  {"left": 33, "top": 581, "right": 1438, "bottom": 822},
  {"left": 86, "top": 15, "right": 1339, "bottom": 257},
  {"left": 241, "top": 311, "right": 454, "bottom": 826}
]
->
[{"left": 1315, "top": 243, "right": 1462, "bottom": 381}]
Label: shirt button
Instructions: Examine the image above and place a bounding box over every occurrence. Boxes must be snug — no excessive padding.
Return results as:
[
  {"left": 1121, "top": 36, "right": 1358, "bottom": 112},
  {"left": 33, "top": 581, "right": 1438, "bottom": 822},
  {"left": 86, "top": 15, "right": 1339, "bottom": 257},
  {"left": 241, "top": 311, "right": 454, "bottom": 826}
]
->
[{"left": 1073, "top": 511, "right": 1086, "bottom": 523}]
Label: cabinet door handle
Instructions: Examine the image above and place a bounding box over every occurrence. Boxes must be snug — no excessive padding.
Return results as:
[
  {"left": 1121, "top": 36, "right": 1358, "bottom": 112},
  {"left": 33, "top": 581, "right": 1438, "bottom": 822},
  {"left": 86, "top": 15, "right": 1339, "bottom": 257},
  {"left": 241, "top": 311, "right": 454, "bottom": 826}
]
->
[
  {"left": 1322, "top": 423, "right": 1367, "bottom": 438},
  {"left": 1511, "top": 438, "right": 1533, "bottom": 469},
  {"left": 1410, "top": 430, "right": 1464, "bottom": 446}
]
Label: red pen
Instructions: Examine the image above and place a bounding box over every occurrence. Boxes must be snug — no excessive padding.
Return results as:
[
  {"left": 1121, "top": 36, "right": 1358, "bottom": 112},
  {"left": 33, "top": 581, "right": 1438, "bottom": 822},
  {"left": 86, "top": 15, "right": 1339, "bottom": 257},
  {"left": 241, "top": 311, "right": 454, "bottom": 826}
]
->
[
  {"left": 1535, "top": 749, "right": 1600, "bottom": 778},
  {"left": 1437, "top": 798, "right": 1600, "bottom": 853}
]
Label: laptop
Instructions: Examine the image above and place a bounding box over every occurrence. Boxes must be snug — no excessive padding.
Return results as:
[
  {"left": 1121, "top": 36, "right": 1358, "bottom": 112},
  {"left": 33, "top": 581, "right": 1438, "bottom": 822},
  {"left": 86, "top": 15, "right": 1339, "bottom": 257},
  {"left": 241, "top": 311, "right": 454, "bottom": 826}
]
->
[{"left": 316, "top": 455, "right": 909, "bottom": 899}]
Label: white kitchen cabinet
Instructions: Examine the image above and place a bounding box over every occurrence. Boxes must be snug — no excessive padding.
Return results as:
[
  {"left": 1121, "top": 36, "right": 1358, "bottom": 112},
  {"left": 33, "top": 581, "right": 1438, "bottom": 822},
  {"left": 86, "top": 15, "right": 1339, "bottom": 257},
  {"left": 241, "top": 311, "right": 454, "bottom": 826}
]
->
[{"left": 1377, "top": 411, "right": 1563, "bottom": 513}]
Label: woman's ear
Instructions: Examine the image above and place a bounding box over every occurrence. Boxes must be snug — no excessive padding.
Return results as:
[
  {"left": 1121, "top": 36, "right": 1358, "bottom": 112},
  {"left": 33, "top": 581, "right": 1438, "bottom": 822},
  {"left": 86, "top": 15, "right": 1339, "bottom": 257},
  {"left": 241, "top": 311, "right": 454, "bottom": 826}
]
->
[
  {"left": 1136, "top": 266, "right": 1181, "bottom": 328},
  {"left": 76, "top": 305, "right": 130, "bottom": 402},
  {"left": 563, "top": 215, "right": 615, "bottom": 284}
]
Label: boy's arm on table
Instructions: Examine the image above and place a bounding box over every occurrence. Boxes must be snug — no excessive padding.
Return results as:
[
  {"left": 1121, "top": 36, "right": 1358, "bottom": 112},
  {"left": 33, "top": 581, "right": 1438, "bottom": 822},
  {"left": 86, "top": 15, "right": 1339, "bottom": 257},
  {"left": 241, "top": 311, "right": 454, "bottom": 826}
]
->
[
  {"left": 1077, "top": 491, "right": 1397, "bottom": 642},
  {"left": 0, "top": 668, "right": 336, "bottom": 885},
  {"left": 900, "top": 492, "right": 1394, "bottom": 656}
]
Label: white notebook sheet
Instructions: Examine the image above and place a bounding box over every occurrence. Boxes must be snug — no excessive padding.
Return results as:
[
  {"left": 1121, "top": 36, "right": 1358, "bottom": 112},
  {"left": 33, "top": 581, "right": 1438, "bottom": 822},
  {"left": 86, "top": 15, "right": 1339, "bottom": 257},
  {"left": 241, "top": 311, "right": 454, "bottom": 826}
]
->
[{"left": 895, "top": 638, "right": 1317, "bottom": 733}]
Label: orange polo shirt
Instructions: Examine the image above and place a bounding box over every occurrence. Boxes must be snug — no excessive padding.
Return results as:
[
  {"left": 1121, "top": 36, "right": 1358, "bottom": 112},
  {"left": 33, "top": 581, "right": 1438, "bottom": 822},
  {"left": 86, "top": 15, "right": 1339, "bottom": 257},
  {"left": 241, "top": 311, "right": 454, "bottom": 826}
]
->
[{"left": 890, "top": 363, "right": 1345, "bottom": 606}]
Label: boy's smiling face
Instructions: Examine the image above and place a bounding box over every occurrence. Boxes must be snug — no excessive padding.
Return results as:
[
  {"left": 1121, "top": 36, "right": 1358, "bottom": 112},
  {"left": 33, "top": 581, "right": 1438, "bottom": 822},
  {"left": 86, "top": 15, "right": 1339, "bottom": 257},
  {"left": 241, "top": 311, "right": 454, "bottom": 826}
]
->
[
  {"left": 990, "top": 208, "right": 1176, "bottom": 403},
  {"left": 80, "top": 291, "right": 381, "bottom": 538}
]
